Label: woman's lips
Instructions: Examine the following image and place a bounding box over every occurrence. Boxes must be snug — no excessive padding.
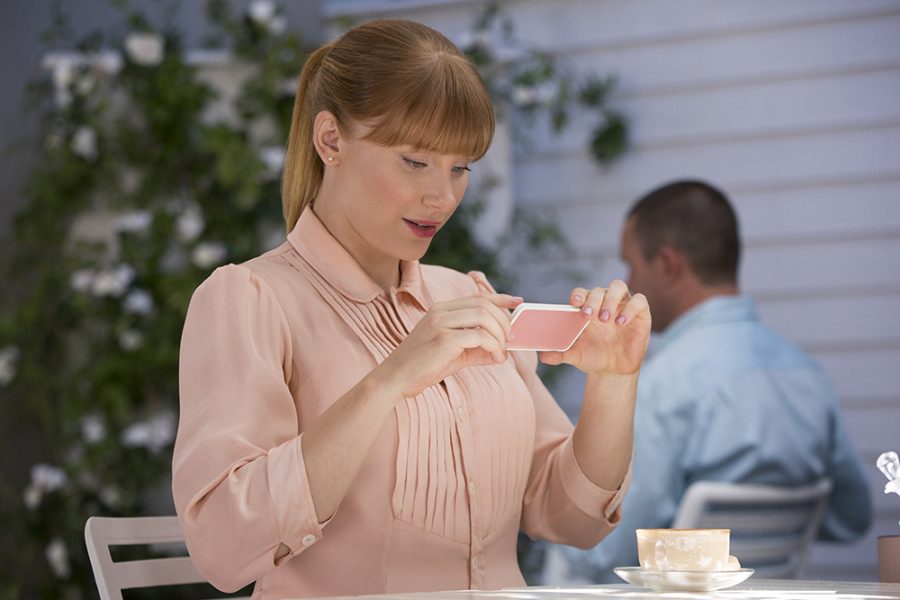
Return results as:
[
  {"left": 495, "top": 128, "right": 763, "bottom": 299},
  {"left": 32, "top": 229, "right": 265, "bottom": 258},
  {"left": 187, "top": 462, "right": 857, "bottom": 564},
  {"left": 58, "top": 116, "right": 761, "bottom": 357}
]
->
[{"left": 403, "top": 218, "right": 439, "bottom": 238}]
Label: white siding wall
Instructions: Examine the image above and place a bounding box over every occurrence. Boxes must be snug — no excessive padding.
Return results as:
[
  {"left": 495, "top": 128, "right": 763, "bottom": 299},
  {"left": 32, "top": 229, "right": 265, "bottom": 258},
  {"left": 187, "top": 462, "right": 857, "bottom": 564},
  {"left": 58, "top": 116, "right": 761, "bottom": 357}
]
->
[{"left": 324, "top": 0, "right": 900, "bottom": 581}]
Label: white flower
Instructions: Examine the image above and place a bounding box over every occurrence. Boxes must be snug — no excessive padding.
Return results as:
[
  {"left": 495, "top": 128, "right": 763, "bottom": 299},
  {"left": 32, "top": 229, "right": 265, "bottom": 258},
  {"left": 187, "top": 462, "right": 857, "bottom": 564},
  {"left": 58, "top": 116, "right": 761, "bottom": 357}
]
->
[
  {"left": 70, "top": 269, "right": 95, "bottom": 293},
  {"left": 51, "top": 57, "right": 76, "bottom": 92},
  {"left": 95, "top": 51, "right": 123, "bottom": 77},
  {"left": 121, "top": 411, "right": 175, "bottom": 453},
  {"left": 99, "top": 485, "right": 122, "bottom": 508},
  {"left": 81, "top": 414, "right": 106, "bottom": 444},
  {"left": 176, "top": 204, "right": 205, "bottom": 242},
  {"left": 49, "top": 57, "right": 76, "bottom": 108},
  {"left": 124, "top": 32, "right": 164, "bottom": 66},
  {"left": 91, "top": 264, "right": 135, "bottom": 297},
  {"left": 70, "top": 126, "right": 98, "bottom": 161},
  {"left": 249, "top": 1, "right": 276, "bottom": 25},
  {"left": 191, "top": 241, "right": 227, "bottom": 269},
  {"left": 75, "top": 71, "right": 96, "bottom": 96},
  {"left": 46, "top": 538, "right": 71, "bottom": 579},
  {"left": 116, "top": 210, "right": 152, "bottom": 234},
  {"left": 119, "top": 329, "right": 144, "bottom": 351},
  {"left": 260, "top": 146, "right": 285, "bottom": 175},
  {"left": 123, "top": 289, "right": 154, "bottom": 315},
  {"left": 512, "top": 85, "right": 538, "bottom": 106},
  {"left": 23, "top": 484, "right": 42, "bottom": 510},
  {"left": 0, "top": 346, "right": 21, "bottom": 386},
  {"left": 270, "top": 16, "right": 287, "bottom": 35},
  {"left": 31, "top": 463, "right": 67, "bottom": 492}
]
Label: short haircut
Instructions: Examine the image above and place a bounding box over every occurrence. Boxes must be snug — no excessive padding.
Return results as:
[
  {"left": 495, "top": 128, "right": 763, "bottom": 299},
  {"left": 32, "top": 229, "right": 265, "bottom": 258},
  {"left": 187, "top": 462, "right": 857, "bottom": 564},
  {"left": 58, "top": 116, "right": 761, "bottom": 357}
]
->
[{"left": 627, "top": 180, "right": 740, "bottom": 285}]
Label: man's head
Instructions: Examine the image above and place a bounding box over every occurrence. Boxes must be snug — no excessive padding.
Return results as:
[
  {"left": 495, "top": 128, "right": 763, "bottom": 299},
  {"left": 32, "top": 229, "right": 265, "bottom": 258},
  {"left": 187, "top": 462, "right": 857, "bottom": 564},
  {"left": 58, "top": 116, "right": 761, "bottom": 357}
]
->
[{"left": 620, "top": 180, "right": 740, "bottom": 332}]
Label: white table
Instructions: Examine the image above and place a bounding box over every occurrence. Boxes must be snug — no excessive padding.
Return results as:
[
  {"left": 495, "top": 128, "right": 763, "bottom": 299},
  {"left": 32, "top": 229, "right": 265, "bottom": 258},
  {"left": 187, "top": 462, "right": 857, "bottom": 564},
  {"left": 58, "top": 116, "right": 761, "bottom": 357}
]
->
[{"left": 304, "top": 579, "right": 900, "bottom": 600}]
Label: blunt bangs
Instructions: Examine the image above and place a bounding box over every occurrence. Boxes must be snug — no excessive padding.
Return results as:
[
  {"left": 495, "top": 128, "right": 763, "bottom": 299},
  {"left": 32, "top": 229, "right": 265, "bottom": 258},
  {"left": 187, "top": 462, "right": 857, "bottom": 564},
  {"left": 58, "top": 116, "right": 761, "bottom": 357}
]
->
[{"left": 361, "top": 54, "right": 495, "bottom": 160}]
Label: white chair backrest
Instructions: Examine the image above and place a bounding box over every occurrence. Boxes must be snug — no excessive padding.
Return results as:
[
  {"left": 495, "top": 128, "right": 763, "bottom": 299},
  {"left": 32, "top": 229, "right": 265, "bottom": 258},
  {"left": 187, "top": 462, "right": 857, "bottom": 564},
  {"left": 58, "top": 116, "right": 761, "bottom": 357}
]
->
[
  {"left": 672, "top": 479, "right": 832, "bottom": 579},
  {"left": 84, "top": 515, "right": 249, "bottom": 600}
]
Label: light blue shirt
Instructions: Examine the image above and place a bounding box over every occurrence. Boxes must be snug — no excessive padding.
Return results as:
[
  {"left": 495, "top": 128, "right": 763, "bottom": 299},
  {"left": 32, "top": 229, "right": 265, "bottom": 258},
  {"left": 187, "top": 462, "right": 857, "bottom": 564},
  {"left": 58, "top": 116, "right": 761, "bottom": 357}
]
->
[{"left": 553, "top": 295, "right": 873, "bottom": 583}]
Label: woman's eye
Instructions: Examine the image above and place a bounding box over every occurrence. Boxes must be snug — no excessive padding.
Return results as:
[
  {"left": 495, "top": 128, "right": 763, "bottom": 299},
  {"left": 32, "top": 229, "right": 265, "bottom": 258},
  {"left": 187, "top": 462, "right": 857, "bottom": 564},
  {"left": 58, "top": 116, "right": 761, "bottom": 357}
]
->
[
  {"left": 452, "top": 165, "right": 472, "bottom": 175},
  {"left": 403, "top": 157, "right": 427, "bottom": 169}
]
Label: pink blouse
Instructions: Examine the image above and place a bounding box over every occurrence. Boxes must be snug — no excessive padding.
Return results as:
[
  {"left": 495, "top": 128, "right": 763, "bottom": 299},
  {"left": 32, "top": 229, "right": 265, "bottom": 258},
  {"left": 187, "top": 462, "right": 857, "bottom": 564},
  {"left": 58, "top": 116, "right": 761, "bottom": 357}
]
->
[{"left": 172, "top": 209, "right": 630, "bottom": 599}]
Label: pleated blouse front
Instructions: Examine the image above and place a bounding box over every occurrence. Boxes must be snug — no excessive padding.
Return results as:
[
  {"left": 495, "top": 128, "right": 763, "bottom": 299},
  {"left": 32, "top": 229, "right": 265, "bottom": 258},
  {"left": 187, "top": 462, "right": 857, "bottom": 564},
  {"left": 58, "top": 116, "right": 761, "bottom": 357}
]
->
[{"left": 172, "top": 209, "right": 629, "bottom": 600}]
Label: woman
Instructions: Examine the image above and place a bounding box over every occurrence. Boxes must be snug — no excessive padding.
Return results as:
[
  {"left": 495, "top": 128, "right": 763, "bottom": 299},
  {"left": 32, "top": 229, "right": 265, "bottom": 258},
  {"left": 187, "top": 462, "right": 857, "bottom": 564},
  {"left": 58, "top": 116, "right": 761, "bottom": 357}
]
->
[{"left": 172, "top": 18, "right": 650, "bottom": 599}]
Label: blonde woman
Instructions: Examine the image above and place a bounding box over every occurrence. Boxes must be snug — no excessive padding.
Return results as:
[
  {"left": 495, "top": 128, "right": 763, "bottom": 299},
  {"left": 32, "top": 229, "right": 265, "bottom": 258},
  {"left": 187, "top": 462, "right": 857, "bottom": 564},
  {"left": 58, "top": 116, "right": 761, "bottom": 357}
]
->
[{"left": 173, "top": 19, "right": 650, "bottom": 599}]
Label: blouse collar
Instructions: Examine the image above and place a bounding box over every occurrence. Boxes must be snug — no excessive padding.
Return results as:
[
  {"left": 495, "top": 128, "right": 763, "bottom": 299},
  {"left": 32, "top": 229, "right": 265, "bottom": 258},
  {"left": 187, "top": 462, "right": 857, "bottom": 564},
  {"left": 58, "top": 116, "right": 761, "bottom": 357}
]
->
[{"left": 287, "top": 208, "right": 431, "bottom": 308}]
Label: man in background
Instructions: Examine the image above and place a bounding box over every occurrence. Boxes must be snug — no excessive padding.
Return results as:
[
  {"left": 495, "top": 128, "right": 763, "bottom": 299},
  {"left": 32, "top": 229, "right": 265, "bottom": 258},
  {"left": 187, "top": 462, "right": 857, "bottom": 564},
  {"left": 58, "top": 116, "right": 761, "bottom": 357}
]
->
[{"left": 545, "top": 180, "right": 872, "bottom": 583}]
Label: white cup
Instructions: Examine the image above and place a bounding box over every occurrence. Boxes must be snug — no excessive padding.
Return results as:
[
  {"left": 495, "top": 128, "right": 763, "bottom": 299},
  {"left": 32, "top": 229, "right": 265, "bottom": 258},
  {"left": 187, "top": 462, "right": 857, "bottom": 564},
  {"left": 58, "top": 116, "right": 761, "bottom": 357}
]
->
[{"left": 636, "top": 528, "right": 731, "bottom": 572}]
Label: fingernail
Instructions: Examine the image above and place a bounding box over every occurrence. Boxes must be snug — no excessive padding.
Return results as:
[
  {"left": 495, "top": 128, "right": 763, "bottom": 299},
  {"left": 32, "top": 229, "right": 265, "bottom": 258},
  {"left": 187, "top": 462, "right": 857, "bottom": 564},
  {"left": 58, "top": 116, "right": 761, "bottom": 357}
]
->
[
  {"left": 616, "top": 315, "right": 627, "bottom": 325},
  {"left": 582, "top": 306, "right": 593, "bottom": 316},
  {"left": 513, "top": 296, "right": 524, "bottom": 302},
  {"left": 599, "top": 309, "right": 610, "bottom": 322},
  {"left": 573, "top": 295, "right": 583, "bottom": 303}
]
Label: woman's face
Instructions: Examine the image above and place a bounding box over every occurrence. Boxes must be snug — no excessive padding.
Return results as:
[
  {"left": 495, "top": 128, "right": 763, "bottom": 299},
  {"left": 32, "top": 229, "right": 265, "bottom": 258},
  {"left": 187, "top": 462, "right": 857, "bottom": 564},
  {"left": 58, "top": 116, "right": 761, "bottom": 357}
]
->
[{"left": 315, "top": 129, "right": 473, "bottom": 282}]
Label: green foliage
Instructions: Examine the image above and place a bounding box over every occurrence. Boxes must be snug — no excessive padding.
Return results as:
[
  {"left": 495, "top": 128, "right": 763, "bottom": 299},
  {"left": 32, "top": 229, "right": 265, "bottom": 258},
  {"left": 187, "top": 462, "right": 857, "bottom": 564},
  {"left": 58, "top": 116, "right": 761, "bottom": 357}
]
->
[{"left": 0, "top": 2, "right": 628, "bottom": 598}]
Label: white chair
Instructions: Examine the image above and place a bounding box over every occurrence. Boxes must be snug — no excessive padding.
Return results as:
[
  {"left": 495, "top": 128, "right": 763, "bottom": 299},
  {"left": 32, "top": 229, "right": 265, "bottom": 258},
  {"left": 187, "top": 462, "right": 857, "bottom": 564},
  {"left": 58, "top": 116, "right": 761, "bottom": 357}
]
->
[
  {"left": 672, "top": 479, "right": 832, "bottom": 578},
  {"left": 84, "top": 515, "right": 250, "bottom": 600}
]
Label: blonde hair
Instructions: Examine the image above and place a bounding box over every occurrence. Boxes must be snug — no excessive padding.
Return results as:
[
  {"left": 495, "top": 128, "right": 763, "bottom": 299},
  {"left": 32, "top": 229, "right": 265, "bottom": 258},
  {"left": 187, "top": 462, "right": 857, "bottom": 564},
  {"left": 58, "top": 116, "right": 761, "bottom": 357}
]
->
[{"left": 281, "top": 19, "right": 496, "bottom": 231}]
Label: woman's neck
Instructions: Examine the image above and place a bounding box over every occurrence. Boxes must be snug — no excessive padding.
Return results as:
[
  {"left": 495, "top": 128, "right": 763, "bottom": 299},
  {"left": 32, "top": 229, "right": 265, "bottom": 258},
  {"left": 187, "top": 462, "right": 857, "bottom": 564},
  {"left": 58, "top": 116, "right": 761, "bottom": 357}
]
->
[{"left": 312, "top": 203, "right": 401, "bottom": 292}]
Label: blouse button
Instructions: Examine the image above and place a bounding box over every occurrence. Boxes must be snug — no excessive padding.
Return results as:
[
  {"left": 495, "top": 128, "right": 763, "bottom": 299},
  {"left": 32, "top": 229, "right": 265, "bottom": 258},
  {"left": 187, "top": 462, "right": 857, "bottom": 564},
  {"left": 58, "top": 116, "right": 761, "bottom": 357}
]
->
[
  {"left": 471, "top": 556, "right": 479, "bottom": 570},
  {"left": 467, "top": 481, "right": 477, "bottom": 496},
  {"left": 456, "top": 407, "right": 466, "bottom": 421},
  {"left": 302, "top": 534, "right": 317, "bottom": 546}
]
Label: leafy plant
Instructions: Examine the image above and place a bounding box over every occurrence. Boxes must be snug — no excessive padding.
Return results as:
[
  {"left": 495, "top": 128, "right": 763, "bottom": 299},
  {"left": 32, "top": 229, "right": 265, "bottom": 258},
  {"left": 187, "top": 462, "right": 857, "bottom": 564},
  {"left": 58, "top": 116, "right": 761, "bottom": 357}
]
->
[{"left": 0, "top": 2, "right": 627, "bottom": 598}]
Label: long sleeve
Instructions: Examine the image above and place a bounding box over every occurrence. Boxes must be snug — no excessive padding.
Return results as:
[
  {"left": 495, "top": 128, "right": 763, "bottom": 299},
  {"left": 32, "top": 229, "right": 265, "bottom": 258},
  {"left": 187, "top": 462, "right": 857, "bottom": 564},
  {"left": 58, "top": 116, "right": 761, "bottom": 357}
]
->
[
  {"left": 172, "top": 265, "right": 324, "bottom": 593},
  {"left": 513, "top": 344, "right": 630, "bottom": 548},
  {"left": 550, "top": 373, "right": 686, "bottom": 582}
]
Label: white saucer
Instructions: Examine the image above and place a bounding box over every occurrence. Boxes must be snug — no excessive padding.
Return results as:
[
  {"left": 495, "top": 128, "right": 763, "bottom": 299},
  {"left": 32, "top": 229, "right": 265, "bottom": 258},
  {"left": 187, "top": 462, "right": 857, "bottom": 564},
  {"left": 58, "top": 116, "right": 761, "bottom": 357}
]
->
[{"left": 613, "top": 566, "right": 754, "bottom": 592}]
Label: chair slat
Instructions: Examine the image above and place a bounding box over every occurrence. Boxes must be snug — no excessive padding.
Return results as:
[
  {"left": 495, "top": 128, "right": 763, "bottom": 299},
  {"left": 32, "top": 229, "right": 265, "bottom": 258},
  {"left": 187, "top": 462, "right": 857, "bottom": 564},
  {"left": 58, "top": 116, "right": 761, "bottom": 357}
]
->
[
  {"left": 671, "top": 479, "right": 832, "bottom": 579},
  {"left": 115, "top": 556, "right": 204, "bottom": 589},
  {"left": 85, "top": 515, "right": 240, "bottom": 599}
]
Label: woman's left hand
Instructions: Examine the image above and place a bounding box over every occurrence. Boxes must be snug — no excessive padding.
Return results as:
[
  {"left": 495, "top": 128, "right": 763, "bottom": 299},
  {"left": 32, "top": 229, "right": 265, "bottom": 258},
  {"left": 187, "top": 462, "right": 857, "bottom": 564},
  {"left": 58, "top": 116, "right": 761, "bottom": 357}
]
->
[{"left": 539, "top": 280, "right": 651, "bottom": 375}]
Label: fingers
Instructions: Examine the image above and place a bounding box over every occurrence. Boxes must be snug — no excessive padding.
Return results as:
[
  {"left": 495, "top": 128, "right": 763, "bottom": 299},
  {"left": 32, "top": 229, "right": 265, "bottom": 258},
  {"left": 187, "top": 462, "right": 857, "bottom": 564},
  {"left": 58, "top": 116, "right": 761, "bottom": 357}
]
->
[
  {"left": 435, "top": 306, "right": 510, "bottom": 346},
  {"left": 599, "top": 279, "right": 631, "bottom": 324},
  {"left": 570, "top": 280, "right": 633, "bottom": 324},
  {"left": 618, "top": 291, "right": 651, "bottom": 327},
  {"left": 448, "top": 326, "right": 507, "bottom": 364}
]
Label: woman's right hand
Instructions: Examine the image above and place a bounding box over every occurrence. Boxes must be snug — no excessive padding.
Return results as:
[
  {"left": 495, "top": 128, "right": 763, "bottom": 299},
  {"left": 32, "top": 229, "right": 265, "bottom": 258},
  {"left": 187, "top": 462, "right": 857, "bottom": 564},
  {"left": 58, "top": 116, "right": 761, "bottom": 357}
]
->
[{"left": 376, "top": 293, "right": 523, "bottom": 399}]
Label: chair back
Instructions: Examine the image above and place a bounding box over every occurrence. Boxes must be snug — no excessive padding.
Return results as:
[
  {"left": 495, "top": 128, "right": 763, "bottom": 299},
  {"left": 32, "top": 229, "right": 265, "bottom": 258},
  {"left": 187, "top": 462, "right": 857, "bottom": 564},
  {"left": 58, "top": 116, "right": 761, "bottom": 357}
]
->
[
  {"left": 671, "top": 479, "right": 832, "bottom": 578},
  {"left": 84, "top": 515, "right": 249, "bottom": 600}
]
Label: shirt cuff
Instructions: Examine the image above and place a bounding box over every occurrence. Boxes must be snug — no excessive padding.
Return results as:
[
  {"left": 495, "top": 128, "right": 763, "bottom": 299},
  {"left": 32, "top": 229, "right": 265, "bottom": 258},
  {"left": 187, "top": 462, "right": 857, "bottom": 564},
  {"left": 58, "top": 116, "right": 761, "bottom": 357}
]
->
[
  {"left": 558, "top": 436, "right": 631, "bottom": 521},
  {"left": 265, "top": 435, "right": 325, "bottom": 559}
]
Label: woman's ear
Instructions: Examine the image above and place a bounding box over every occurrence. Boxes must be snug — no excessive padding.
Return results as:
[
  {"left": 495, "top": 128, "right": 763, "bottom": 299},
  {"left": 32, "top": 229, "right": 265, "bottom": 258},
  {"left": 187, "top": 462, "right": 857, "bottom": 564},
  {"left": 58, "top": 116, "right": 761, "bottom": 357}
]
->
[{"left": 313, "top": 111, "right": 342, "bottom": 166}]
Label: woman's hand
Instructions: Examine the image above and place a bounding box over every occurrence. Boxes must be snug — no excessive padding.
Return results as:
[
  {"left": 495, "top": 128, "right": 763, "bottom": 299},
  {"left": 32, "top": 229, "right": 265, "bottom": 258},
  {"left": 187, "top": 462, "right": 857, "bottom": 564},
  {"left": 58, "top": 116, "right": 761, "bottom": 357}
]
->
[
  {"left": 540, "top": 280, "right": 651, "bottom": 375},
  {"left": 376, "top": 293, "right": 523, "bottom": 399}
]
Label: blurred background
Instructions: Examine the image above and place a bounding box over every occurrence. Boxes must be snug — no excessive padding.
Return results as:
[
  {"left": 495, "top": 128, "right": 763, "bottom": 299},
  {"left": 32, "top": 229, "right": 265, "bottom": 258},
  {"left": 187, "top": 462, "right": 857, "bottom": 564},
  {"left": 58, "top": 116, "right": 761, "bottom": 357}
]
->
[{"left": 2, "top": 0, "right": 899, "bottom": 597}]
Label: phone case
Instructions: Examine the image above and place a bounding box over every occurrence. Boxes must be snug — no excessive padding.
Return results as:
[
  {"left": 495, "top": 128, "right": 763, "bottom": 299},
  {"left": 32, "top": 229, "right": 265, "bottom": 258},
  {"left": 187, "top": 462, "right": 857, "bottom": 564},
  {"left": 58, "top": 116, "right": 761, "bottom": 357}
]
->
[{"left": 507, "top": 303, "right": 590, "bottom": 352}]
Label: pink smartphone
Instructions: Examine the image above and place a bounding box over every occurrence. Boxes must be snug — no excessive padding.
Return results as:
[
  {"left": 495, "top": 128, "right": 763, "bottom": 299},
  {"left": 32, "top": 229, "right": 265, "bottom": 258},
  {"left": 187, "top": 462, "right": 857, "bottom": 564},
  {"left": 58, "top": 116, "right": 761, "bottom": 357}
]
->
[{"left": 507, "top": 303, "right": 590, "bottom": 352}]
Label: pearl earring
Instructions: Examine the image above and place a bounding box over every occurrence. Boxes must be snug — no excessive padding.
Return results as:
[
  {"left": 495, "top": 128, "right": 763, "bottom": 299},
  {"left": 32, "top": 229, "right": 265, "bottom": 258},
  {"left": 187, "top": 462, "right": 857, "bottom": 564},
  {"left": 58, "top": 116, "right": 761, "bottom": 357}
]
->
[{"left": 327, "top": 156, "right": 334, "bottom": 162}]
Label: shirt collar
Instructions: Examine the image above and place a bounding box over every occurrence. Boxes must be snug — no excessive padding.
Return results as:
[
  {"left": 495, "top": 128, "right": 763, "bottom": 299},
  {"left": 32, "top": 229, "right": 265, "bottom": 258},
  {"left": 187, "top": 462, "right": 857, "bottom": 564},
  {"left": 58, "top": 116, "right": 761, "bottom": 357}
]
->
[
  {"left": 652, "top": 295, "right": 758, "bottom": 355},
  {"left": 287, "top": 208, "right": 431, "bottom": 307}
]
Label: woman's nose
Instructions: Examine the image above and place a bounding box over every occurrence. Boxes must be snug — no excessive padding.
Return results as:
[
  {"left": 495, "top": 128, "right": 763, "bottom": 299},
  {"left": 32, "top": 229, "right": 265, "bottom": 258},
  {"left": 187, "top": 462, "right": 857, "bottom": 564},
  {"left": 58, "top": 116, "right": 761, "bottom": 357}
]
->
[{"left": 422, "top": 172, "right": 458, "bottom": 210}]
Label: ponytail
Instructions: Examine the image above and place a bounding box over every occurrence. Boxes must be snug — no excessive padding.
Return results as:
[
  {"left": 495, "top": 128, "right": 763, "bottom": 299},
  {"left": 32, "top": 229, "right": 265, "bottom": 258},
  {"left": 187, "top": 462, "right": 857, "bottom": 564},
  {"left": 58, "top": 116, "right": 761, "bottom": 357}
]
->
[{"left": 282, "top": 44, "right": 332, "bottom": 232}]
